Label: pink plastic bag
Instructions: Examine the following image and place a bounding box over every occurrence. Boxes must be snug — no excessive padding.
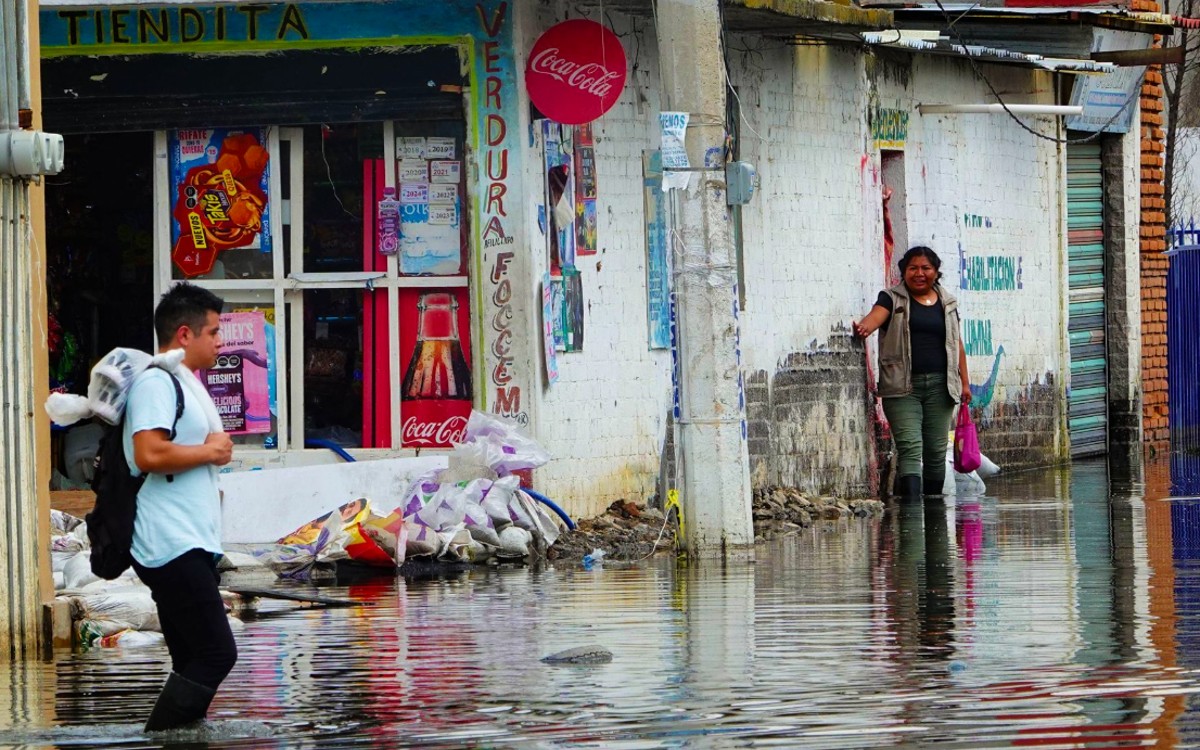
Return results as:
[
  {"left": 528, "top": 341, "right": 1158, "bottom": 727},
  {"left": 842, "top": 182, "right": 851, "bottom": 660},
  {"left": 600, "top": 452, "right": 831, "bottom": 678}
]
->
[{"left": 953, "top": 407, "right": 982, "bottom": 474}]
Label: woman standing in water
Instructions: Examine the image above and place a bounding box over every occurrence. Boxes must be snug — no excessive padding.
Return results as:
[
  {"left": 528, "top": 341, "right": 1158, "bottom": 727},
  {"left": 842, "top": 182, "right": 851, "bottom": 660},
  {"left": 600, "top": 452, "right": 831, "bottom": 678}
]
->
[{"left": 853, "top": 246, "right": 972, "bottom": 501}]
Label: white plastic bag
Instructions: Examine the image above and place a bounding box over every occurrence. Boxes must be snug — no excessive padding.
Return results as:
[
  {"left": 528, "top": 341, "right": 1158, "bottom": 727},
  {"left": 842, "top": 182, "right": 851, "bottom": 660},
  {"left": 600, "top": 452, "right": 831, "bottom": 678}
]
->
[
  {"left": 439, "top": 442, "right": 500, "bottom": 484},
  {"left": 45, "top": 347, "right": 153, "bottom": 427},
  {"left": 977, "top": 453, "right": 1001, "bottom": 478}
]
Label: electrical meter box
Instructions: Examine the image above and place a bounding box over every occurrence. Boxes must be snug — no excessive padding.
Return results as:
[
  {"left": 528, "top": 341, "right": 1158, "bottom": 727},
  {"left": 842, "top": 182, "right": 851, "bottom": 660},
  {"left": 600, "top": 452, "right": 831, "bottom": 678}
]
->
[{"left": 726, "top": 161, "right": 756, "bottom": 205}]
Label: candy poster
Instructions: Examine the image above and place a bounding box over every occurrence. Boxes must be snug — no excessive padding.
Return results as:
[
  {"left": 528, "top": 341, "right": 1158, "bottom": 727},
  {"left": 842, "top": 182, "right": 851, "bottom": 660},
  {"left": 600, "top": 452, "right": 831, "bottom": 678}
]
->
[
  {"left": 199, "top": 311, "right": 270, "bottom": 434},
  {"left": 169, "top": 128, "right": 271, "bottom": 278}
]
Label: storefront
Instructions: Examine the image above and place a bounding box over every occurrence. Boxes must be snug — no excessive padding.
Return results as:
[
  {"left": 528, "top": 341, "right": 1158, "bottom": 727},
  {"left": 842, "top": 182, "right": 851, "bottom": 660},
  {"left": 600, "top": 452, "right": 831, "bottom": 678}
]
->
[{"left": 40, "top": 0, "right": 533, "bottom": 472}]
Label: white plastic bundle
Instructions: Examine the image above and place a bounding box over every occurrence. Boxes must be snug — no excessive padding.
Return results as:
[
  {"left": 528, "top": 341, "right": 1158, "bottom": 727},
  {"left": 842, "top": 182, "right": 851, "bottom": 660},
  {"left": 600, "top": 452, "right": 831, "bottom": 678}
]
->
[{"left": 45, "top": 347, "right": 153, "bottom": 426}]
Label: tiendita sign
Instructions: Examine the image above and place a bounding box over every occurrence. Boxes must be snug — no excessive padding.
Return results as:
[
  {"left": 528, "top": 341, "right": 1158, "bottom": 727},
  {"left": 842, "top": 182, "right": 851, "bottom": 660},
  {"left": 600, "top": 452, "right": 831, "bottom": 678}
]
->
[{"left": 525, "top": 19, "right": 626, "bottom": 125}]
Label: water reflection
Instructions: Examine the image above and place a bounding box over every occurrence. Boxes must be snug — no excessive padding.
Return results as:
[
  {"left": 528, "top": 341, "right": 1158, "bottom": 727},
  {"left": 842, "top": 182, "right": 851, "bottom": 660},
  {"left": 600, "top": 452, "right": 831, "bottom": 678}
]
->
[{"left": 8, "top": 459, "right": 1200, "bottom": 747}]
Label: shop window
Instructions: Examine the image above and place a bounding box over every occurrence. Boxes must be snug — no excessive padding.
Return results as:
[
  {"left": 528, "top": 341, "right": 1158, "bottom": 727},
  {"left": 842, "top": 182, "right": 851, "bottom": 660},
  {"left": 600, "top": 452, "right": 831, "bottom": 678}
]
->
[{"left": 155, "top": 115, "right": 473, "bottom": 461}]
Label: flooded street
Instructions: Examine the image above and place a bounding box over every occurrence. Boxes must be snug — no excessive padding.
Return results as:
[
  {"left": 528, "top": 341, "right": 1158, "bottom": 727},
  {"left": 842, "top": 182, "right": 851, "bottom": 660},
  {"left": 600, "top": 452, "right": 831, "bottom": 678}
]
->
[{"left": 7, "top": 458, "right": 1200, "bottom": 748}]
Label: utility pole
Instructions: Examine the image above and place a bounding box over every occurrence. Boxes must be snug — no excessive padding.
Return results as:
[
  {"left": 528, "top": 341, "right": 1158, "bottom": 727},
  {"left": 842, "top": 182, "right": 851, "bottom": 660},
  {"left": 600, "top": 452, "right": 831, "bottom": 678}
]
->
[{"left": 654, "top": 0, "right": 753, "bottom": 559}]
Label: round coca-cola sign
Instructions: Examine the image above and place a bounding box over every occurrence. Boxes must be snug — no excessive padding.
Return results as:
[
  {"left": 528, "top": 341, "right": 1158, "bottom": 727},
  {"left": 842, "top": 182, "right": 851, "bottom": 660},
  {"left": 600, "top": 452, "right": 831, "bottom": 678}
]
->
[{"left": 525, "top": 19, "right": 627, "bottom": 125}]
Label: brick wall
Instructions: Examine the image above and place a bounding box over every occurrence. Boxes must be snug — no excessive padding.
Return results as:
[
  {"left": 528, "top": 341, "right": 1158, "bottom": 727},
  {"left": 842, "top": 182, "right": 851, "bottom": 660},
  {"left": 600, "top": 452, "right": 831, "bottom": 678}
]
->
[{"left": 1139, "top": 34, "right": 1170, "bottom": 451}]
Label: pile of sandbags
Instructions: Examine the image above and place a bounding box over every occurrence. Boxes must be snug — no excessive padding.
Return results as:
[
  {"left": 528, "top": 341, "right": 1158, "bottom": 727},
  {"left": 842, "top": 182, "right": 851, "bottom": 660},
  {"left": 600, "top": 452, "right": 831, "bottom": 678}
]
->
[
  {"left": 50, "top": 510, "right": 246, "bottom": 649},
  {"left": 255, "top": 411, "right": 563, "bottom": 577}
]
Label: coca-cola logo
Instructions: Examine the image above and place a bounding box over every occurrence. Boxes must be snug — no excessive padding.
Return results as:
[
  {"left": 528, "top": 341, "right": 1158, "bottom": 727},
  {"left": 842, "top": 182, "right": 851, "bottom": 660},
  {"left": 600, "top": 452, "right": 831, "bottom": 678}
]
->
[
  {"left": 402, "top": 415, "right": 467, "bottom": 446},
  {"left": 528, "top": 49, "right": 621, "bottom": 100},
  {"left": 526, "top": 19, "right": 627, "bottom": 126}
]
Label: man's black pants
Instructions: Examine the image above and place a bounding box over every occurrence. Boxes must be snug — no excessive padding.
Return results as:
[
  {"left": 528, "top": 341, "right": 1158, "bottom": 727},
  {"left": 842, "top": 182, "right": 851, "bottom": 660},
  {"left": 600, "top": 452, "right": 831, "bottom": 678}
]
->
[{"left": 133, "top": 548, "right": 237, "bottom": 690}]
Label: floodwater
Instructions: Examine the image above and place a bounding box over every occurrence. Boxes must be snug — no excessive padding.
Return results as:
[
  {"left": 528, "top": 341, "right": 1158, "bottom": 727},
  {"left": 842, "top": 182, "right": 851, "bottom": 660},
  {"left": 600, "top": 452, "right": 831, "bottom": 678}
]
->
[{"left": 7, "top": 458, "right": 1200, "bottom": 748}]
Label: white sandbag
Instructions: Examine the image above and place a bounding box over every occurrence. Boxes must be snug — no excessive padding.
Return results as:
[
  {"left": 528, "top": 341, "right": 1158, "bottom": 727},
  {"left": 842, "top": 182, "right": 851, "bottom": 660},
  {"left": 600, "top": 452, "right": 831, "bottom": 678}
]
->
[
  {"left": 510, "top": 490, "right": 561, "bottom": 548},
  {"left": 404, "top": 518, "right": 443, "bottom": 558},
  {"left": 99, "top": 629, "right": 166, "bottom": 648},
  {"left": 50, "top": 509, "right": 84, "bottom": 535},
  {"left": 481, "top": 476, "right": 520, "bottom": 526},
  {"left": 53, "top": 572, "right": 64, "bottom": 590},
  {"left": 498, "top": 525, "right": 532, "bottom": 557},
  {"left": 71, "top": 590, "right": 160, "bottom": 632},
  {"left": 62, "top": 551, "right": 101, "bottom": 590},
  {"left": 51, "top": 549, "right": 77, "bottom": 573},
  {"left": 438, "top": 527, "right": 473, "bottom": 562}
]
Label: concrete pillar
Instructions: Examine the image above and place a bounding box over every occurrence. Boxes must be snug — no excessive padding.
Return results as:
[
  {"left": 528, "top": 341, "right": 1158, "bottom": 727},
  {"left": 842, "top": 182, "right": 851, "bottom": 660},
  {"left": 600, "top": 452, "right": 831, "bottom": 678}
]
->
[
  {"left": 654, "top": 0, "right": 753, "bottom": 558},
  {"left": 0, "top": 0, "right": 50, "bottom": 660}
]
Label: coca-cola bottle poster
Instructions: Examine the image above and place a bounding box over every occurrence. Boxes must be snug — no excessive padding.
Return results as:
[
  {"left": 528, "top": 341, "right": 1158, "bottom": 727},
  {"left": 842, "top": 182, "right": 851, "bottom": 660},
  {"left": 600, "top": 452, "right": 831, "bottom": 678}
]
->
[
  {"left": 197, "top": 311, "right": 271, "bottom": 435},
  {"left": 398, "top": 288, "right": 473, "bottom": 448}
]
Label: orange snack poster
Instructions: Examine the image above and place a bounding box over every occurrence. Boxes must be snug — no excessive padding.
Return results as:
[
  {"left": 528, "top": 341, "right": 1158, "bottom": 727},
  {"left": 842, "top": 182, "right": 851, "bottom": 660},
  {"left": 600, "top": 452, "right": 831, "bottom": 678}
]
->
[{"left": 169, "top": 128, "right": 271, "bottom": 278}]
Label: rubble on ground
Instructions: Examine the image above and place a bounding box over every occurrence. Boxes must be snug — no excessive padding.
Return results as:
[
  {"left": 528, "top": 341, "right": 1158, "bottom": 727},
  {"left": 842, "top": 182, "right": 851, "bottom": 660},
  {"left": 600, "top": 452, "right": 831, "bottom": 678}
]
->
[
  {"left": 752, "top": 487, "right": 884, "bottom": 543},
  {"left": 548, "top": 500, "right": 677, "bottom": 563}
]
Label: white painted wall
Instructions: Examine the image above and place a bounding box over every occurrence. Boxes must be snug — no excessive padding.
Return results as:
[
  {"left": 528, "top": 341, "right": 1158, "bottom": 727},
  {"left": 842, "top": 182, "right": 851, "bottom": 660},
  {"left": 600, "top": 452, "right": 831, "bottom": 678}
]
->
[
  {"left": 523, "top": 10, "right": 673, "bottom": 518},
  {"left": 524, "top": 18, "right": 1109, "bottom": 513}
]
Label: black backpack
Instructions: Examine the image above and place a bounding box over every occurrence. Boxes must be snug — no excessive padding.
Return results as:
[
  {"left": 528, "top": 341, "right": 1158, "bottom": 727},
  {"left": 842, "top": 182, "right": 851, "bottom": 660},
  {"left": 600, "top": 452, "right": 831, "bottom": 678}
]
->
[{"left": 86, "top": 369, "right": 184, "bottom": 580}]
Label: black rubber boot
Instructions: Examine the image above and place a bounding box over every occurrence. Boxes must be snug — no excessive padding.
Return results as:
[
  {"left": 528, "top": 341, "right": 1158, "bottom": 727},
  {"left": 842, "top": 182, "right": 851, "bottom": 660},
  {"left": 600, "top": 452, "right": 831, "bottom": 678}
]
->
[
  {"left": 898, "top": 475, "right": 922, "bottom": 503},
  {"left": 923, "top": 477, "right": 945, "bottom": 499},
  {"left": 144, "top": 672, "right": 216, "bottom": 732}
]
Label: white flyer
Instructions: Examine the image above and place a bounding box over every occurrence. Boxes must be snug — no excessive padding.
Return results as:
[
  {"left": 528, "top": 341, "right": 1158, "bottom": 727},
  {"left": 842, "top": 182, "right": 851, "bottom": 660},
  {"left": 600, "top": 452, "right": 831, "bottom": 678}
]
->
[
  {"left": 660, "top": 112, "right": 691, "bottom": 191},
  {"left": 398, "top": 159, "right": 428, "bottom": 183},
  {"left": 429, "top": 160, "right": 461, "bottom": 184},
  {"left": 429, "top": 183, "right": 458, "bottom": 203},
  {"left": 426, "top": 137, "right": 456, "bottom": 159},
  {"left": 399, "top": 182, "right": 430, "bottom": 204},
  {"left": 428, "top": 204, "right": 458, "bottom": 225},
  {"left": 396, "top": 137, "right": 426, "bottom": 160}
]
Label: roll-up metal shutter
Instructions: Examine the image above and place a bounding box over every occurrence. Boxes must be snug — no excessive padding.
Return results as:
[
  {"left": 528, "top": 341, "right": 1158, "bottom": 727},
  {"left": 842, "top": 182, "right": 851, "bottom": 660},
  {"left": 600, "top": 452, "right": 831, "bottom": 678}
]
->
[{"left": 1066, "top": 143, "right": 1107, "bottom": 457}]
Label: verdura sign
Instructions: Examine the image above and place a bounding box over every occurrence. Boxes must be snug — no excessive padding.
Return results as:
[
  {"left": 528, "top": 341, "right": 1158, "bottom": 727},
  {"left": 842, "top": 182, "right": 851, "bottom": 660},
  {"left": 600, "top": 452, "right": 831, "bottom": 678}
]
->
[{"left": 52, "top": 4, "right": 310, "bottom": 47}]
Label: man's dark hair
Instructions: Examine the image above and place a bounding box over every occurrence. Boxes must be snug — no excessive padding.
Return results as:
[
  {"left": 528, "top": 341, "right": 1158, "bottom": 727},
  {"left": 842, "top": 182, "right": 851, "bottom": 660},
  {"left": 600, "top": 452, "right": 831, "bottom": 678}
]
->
[{"left": 154, "top": 282, "right": 224, "bottom": 344}]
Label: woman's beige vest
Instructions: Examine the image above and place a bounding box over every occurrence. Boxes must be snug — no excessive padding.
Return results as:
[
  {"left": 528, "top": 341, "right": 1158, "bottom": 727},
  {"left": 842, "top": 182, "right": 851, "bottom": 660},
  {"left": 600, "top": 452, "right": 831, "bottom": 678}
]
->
[{"left": 877, "top": 283, "right": 963, "bottom": 401}]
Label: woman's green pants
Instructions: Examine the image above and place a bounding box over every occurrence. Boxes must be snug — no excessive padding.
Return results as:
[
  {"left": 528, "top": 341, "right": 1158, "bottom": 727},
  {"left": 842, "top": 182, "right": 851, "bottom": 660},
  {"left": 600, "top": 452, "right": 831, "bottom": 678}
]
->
[{"left": 882, "top": 373, "right": 957, "bottom": 489}]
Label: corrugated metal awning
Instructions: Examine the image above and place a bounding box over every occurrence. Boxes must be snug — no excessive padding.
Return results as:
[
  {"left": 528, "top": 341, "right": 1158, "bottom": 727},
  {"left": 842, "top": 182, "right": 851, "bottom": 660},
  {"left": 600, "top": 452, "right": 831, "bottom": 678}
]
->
[
  {"left": 574, "top": 0, "right": 894, "bottom": 39},
  {"left": 859, "top": 32, "right": 1119, "bottom": 73}
]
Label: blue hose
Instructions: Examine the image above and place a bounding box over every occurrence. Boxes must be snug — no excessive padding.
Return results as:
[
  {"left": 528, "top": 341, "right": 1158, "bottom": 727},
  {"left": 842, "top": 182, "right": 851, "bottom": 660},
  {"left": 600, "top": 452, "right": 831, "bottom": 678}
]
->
[
  {"left": 305, "top": 439, "right": 357, "bottom": 463},
  {"left": 523, "top": 487, "right": 576, "bottom": 531}
]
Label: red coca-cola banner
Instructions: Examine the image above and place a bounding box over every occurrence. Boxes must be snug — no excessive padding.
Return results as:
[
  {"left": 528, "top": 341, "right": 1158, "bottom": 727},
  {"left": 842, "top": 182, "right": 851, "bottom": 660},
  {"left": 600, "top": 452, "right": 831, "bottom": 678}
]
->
[
  {"left": 398, "top": 287, "right": 473, "bottom": 448},
  {"left": 525, "top": 19, "right": 627, "bottom": 125}
]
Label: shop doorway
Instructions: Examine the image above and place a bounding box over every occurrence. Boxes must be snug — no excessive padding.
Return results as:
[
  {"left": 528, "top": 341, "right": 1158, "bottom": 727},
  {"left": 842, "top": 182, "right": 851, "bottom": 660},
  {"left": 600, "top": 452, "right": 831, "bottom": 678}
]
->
[{"left": 46, "top": 132, "right": 156, "bottom": 393}]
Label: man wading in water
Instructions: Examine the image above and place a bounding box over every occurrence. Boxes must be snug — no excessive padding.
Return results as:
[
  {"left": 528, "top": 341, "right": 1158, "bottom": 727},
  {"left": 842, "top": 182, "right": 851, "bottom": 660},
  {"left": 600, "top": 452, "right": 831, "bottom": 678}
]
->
[{"left": 126, "top": 283, "right": 236, "bottom": 731}]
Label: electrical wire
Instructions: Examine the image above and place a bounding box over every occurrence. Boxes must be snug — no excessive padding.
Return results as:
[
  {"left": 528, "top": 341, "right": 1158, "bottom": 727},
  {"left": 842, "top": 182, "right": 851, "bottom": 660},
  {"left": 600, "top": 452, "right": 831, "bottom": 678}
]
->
[
  {"left": 929, "top": 0, "right": 1144, "bottom": 144},
  {"left": 319, "top": 124, "right": 357, "bottom": 219}
]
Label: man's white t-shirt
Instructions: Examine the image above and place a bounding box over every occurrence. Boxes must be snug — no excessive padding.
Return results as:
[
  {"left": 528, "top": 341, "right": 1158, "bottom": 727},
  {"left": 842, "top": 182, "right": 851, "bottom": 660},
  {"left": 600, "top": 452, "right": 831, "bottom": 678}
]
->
[{"left": 122, "top": 367, "right": 223, "bottom": 568}]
